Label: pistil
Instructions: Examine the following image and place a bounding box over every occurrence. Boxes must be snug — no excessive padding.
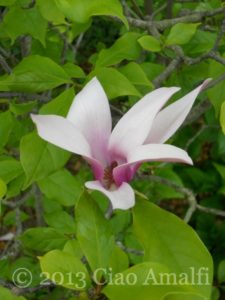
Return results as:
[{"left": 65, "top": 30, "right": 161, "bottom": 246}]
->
[{"left": 102, "top": 161, "right": 118, "bottom": 189}]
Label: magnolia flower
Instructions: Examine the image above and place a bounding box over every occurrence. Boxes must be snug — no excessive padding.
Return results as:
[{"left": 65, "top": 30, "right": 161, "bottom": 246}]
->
[{"left": 31, "top": 77, "right": 209, "bottom": 210}]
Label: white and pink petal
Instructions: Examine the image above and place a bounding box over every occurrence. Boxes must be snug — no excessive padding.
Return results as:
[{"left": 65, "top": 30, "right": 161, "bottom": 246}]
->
[
  {"left": 85, "top": 180, "right": 135, "bottom": 210},
  {"left": 31, "top": 114, "right": 104, "bottom": 181},
  {"left": 113, "top": 144, "right": 193, "bottom": 186},
  {"left": 108, "top": 86, "right": 180, "bottom": 159},
  {"left": 145, "top": 79, "right": 211, "bottom": 144},
  {"left": 67, "top": 77, "right": 112, "bottom": 164}
]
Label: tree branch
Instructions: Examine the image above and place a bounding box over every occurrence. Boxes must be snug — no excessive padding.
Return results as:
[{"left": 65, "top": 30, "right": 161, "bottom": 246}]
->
[
  {"left": 138, "top": 174, "right": 225, "bottom": 222},
  {"left": 152, "top": 57, "right": 182, "bottom": 88},
  {"left": 127, "top": 7, "right": 225, "bottom": 31}
]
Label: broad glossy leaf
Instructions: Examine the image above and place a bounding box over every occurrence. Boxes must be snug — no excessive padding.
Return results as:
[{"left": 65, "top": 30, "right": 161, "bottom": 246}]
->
[
  {"left": 0, "top": 287, "right": 25, "bottom": 300},
  {"left": 213, "top": 163, "right": 225, "bottom": 180},
  {"left": 62, "top": 63, "right": 85, "bottom": 78},
  {"left": 6, "top": 173, "right": 25, "bottom": 199},
  {"left": 138, "top": 35, "right": 161, "bottom": 52},
  {"left": 40, "top": 88, "right": 75, "bottom": 116},
  {"left": 39, "top": 249, "right": 90, "bottom": 290},
  {"left": 218, "top": 260, "right": 225, "bottom": 283},
  {"left": 103, "top": 262, "right": 201, "bottom": 300},
  {"left": 20, "top": 227, "right": 68, "bottom": 252},
  {"left": 20, "top": 132, "right": 70, "bottom": 188},
  {"left": 10, "top": 101, "right": 37, "bottom": 116},
  {"left": 0, "top": 111, "right": 13, "bottom": 149},
  {"left": 0, "top": 0, "right": 16, "bottom": 5},
  {"left": 0, "top": 178, "right": 7, "bottom": 199},
  {"left": 0, "top": 55, "right": 71, "bottom": 93},
  {"left": 183, "top": 30, "right": 217, "bottom": 56},
  {"left": 132, "top": 200, "right": 213, "bottom": 300},
  {"left": 63, "top": 240, "right": 83, "bottom": 258},
  {"left": 38, "top": 169, "right": 82, "bottom": 206},
  {"left": 220, "top": 101, "right": 225, "bottom": 134},
  {"left": 36, "top": 0, "right": 65, "bottom": 24},
  {"left": 0, "top": 159, "right": 23, "bottom": 183},
  {"left": 165, "top": 23, "right": 200, "bottom": 46},
  {"left": 0, "top": 178, "right": 7, "bottom": 213},
  {"left": 119, "top": 62, "right": 153, "bottom": 88},
  {"left": 164, "top": 293, "right": 206, "bottom": 300},
  {"left": 96, "top": 32, "right": 141, "bottom": 67},
  {"left": 210, "top": 288, "right": 220, "bottom": 300},
  {"left": 44, "top": 211, "right": 76, "bottom": 234},
  {"left": 55, "top": 0, "right": 128, "bottom": 27},
  {"left": 207, "top": 58, "right": 225, "bottom": 115},
  {"left": 91, "top": 67, "right": 141, "bottom": 99},
  {"left": 3, "top": 6, "right": 47, "bottom": 45},
  {"left": 76, "top": 191, "right": 114, "bottom": 277},
  {"left": 109, "top": 246, "right": 129, "bottom": 275},
  {"left": 71, "top": 20, "right": 92, "bottom": 40},
  {"left": 140, "top": 62, "right": 165, "bottom": 81}
]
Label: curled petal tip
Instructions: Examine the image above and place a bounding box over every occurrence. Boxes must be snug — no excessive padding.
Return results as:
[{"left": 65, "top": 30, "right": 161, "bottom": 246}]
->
[
  {"left": 187, "top": 156, "right": 194, "bottom": 166},
  {"left": 201, "top": 78, "right": 213, "bottom": 91}
]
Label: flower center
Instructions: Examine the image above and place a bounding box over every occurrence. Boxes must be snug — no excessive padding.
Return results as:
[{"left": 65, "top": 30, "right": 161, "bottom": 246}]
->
[{"left": 102, "top": 161, "right": 118, "bottom": 189}]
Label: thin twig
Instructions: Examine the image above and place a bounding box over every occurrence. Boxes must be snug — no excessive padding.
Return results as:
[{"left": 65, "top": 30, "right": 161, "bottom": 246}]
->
[
  {"left": 196, "top": 205, "right": 225, "bottom": 217},
  {"left": 116, "top": 241, "right": 144, "bottom": 256},
  {"left": 138, "top": 174, "right": 225, "bottom": 222},
  {"left": 152, "top": 57, "right": 182, "bottom": 88},
  {"left": 127, "top": 7, "right": 225, "bottom": 31},
  {"left": 0, "top": 54, "right": 12, "bottom": 74}
]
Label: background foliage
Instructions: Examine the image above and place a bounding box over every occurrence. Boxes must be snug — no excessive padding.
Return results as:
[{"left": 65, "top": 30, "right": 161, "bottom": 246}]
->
[{"left": 0, "top": 0, "right": 225, "bottom": 299}]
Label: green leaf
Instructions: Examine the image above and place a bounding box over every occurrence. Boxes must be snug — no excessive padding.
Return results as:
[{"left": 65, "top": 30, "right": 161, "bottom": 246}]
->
[
  {"left": 38, "top": 169, "right": 82, "bottom": 206},
  {"left": 132, "top": 200, "right": 213, "bottom": 299},
  {"left": 91, "top": 67, "right": 141, "bottom": 99},
  {"left": 140, "top": 62, "right": 165, "bottom": 81},
  {"left": 71, "top": 20, "right": 92, "bottom": 40},
  {"left": 0, "top": 178, "right": 7, "bottom": 198},
  {"left": 0, "top": 111, "right": 13, "bottom": 149},
  {"left": 44, "top": 210, "right": 76, "bottom": 234},
  {"left": 165, "top": 23, "right": 200, "bottom": 46},
  {"left": 3, "top": 6, "right": 47, "bottom": 45},
  {"left": 55, "top": 0, "right": 128, "bottom": 28},
  {"left": 104, "top": 262, "right": 194, "bottom": 300},
  {"left": 207, "top": 58, "right": 225, "bottom": 115},
  {"left": 109, "top": 246, "right": 129, "bottom": 275},
  {"left": 109, "top": 210, "right": 131, "bottom": 235},
  {"left": 183, "top": 30, "right": 217, "bottom": 56},
  {"left": 76, "top": 191, "right": 114, "bottom": 277},
  {"left": 36, "top": 0, "right": 65, "bottom": 24},
  {"left": 10, "top": 101, "right": 37, "bottom": 116},
  {"left": 63, "top": 240, "right": 83, "bottom": 258},
  {"left": 119, "top": 62, "right": 153, "bottom": 88},
  {"left": 62, "top": 63, "right": 85, "bottom": 78},
  {"left": 0, "top": 55, "right": 71, "bottom": 93},
  {"left": 164, "top": 293, "right": 206, "bottom": 300},
  {"left": 40, "top": 88, "right": 75, "bottom": 116},
  {"left": 210, "top": 287, "right": 220, "bottom": 300},
  {"left": 220, "top": 101, "right": 225, "bottom": 134},
  {"left": 20, "top": 227, "right": 68, "bottom": 252},
  {"left": 0, "top": 0, "right": 16, "bottom": 5},
  {"left": 218, "top": 260, "right": 225, "bottom": 283},
  {"left": 96, "top": 32, "right": 141, "bottom": 67},
  {"left": 6, "top": 173, "right": 25, "bottom": 198},
  {"left": 138, "top": 35, "right": 161, "bottom": 52},
  {"left": 20, "top": 132, "right": 70, "bottom": 188},
  {"left": 0, "top": 286, "right": 25, "bottom": 300},
  {"left": 39, "top": 249, "right": 90, "bottom": 290},
  {"left": 213, "top": 163, "right": 225, "bottom": 180},
  {"left": 0, "top": 159, "right": 23, "bottom": 183},
  {"left": 0, "top": 178, "right": 7, "bottom": 214}
]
